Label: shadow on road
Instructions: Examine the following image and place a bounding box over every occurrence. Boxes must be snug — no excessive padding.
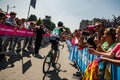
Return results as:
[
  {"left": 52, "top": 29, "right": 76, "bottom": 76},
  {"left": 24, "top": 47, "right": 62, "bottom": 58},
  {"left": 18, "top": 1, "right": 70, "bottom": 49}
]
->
[
  {"left": 22, "top": 59, "right": 32, "bottom": 74},
  {"left": 33, "top": 54, "right": 45, "bottom": 59},
  {"left": 0, "top": 53, "right": 22, "bottom": 71},
  {"left": 42, "top": 63, "right": 68, "bottom": 80}
]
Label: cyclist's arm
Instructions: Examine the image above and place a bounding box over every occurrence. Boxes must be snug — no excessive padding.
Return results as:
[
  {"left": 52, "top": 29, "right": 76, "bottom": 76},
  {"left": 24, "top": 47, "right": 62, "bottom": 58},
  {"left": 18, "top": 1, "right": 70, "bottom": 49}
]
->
[{"left": 59, "top": 28, "right": 66, "bottom": 42}]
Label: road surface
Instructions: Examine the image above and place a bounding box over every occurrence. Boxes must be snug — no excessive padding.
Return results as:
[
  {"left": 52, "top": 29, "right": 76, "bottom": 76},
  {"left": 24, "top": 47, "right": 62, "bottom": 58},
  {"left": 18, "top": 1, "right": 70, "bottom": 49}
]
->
[{"left": 0, "top": 42, "right": 80, "bottom": 80}]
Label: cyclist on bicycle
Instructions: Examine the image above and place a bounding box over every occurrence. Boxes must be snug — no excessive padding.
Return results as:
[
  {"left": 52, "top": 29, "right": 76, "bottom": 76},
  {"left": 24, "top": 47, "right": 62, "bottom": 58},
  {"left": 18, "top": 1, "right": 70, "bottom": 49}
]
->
[{"left": 50, "top": 21, "right": 66, "bottom": 67}]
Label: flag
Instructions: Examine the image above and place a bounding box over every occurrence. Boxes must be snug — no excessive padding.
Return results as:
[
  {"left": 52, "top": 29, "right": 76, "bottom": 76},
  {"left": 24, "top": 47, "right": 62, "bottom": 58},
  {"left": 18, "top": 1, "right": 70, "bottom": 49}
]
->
[{"left": 30, "top": 0, "right": 36, "bottom": 9}]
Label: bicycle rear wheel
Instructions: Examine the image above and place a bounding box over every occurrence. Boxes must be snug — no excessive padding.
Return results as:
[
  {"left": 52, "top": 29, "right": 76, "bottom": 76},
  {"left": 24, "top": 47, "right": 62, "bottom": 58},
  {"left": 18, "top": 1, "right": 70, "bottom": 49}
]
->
[{"left": 42, "top": 51, "right": 52, "bottom": 73}]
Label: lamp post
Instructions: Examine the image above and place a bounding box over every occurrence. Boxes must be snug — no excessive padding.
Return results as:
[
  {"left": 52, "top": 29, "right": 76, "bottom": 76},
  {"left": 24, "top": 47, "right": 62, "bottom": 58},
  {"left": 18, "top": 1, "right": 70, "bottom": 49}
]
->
[{"left": 7, "top": 5, "right": 16, "bottom": 13}]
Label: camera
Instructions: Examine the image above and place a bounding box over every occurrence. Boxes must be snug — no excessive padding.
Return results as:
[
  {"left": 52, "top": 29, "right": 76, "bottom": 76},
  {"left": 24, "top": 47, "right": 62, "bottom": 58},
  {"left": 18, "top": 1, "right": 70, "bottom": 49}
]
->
[{"left": 82, "top": 31, "right": 89, "bottom": 36}]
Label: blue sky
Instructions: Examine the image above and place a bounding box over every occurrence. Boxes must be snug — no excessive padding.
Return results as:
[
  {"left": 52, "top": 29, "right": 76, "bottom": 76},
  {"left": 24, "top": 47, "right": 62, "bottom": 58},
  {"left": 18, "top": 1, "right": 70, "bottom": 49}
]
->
[{"left": 0, "top": 0, "right": 120, "bottom": 32}]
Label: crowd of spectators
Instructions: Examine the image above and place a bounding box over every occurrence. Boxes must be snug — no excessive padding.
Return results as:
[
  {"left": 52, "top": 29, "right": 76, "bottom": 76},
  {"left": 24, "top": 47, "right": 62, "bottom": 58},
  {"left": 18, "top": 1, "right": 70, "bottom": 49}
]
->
[
  {"left": 0, "top": 11, "right": 51, "bottom": 63},
  {"left": 0, "top": 10, "right": 120, "bottom": 80},
  {"left": 65, "top": 20, "right": 120, "bottom": 79}
]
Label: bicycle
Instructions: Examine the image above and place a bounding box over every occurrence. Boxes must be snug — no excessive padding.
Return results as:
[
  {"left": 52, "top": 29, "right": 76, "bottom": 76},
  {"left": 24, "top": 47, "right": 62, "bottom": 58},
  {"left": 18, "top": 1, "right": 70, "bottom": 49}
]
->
[{"left": 42, "top": 43, "right": 64, "bottom": 74}]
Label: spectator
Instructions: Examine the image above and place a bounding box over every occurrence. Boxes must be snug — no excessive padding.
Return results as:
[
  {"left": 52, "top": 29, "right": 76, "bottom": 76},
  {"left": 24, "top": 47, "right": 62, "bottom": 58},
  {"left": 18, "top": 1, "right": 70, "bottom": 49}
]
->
[
  {"left": 96, "top": 27, "right": 117, "bottom": 80},
  {"left": 0, "top": 12, "right": 7, "bottom": 61},
  {"left": 6, "top": 11, "right": 17, "bottom": 26},
  {"left": 97, "top": 27, "right": 117, "bottom": 52},
  {"left": 88, "top": 25, "right": 120, "bottom": 80},
  {"left": 94, "top": 21, "right": 105, "bottom": 46},
  {"left": 34, "top": 24, "right": 45, "bottom": 56},
  {"left": 88, "top": 26, "right": 120, "bottom": 58},
  {"left": 23, "top": 22, "right": 35, "bottom": 51},
  {"left": 0, "top": 12, "right": 6, "bottom": 25},
  {"left": 5, "top": 12, "right": 17, "bottom": 53},
  {"left": 100, "top": 57, "right": 120, "bottom": 66},
  {"left": 86, "top": 25, "right": 96, "bottom": 49}
]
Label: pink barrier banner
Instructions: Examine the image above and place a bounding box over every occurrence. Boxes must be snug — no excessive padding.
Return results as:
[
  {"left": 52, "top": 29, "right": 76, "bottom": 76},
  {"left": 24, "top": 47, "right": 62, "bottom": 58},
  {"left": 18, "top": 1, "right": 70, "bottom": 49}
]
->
[
  {"left": 0, "top": 25, "right": 6, "bottom": 35},
  {"left": 0, "top": 25, "right": 35, "bottom": 37}
]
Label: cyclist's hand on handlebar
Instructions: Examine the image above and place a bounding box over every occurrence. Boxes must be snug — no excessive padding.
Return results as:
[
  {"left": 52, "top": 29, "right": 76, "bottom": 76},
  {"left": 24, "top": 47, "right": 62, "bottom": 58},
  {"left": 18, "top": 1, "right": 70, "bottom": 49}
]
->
[
  {"left": 62, "top": 45, "right": 64, "bottom": 49},
  {"left": 59, "top": 43, "right": 64, "bottom": 49}
]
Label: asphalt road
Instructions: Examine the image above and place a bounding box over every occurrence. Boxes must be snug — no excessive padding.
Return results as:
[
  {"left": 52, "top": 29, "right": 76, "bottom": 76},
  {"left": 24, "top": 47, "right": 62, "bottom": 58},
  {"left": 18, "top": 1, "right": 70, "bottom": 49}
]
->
[{"left": 0, "top": 42, "right": 80, "bottom": 80}]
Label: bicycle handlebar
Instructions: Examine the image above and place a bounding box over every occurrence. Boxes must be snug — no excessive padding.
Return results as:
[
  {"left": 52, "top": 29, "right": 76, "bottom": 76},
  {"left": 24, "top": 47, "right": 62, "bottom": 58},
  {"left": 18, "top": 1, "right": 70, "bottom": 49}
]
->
[{"left": 59, "top": 44, "right": 64, "bottom": 49}]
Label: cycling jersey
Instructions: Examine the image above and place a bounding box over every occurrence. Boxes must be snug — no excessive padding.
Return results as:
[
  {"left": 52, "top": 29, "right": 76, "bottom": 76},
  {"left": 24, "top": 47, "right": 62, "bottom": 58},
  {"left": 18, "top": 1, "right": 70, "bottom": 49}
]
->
[{"left": 51, "top": 27, "right": 63, "bottom": 37}]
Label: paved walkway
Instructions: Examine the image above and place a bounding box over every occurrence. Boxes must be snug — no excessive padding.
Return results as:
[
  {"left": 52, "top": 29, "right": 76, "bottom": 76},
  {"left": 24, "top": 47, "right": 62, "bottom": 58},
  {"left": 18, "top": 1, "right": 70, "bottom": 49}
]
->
[{"left": 0, "top": 43, "right": 80, "bottom": 80}]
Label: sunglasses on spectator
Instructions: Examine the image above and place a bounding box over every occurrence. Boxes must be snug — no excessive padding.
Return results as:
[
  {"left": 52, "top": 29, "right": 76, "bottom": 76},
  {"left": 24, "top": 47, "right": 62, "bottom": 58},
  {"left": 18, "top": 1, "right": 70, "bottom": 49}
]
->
[{"left": 95, "top": 25, "right": 101, "bottom": 28}]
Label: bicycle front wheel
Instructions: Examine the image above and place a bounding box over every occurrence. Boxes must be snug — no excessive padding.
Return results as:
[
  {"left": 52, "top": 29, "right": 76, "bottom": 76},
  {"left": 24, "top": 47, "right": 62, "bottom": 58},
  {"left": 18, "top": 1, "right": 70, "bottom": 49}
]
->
[
  {"left": 42, "top": 52, "right": 52, "bottom": 74},
  {"left": 54, "top": 49, "right": 60, "bottom": 63}
]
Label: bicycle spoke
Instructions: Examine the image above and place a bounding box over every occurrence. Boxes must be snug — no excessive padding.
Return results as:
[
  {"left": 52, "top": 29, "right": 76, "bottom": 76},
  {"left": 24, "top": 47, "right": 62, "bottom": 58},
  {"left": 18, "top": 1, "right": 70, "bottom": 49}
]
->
[{"left": 43, "top": 53, "right": 52, "bottom": 73}]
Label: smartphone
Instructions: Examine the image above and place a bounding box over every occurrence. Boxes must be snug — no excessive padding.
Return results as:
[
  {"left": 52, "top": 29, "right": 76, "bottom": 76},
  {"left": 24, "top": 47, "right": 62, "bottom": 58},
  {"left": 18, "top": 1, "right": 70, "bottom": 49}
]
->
[{"left": 94, "top": 32, "right": 98, "bottom": 39}]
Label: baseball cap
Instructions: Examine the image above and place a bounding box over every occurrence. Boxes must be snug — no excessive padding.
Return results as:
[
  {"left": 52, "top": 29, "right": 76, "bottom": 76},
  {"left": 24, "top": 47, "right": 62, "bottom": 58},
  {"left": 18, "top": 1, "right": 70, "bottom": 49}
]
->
[{"left": 87, "top": 25, "right": 95, "bottom": 30}]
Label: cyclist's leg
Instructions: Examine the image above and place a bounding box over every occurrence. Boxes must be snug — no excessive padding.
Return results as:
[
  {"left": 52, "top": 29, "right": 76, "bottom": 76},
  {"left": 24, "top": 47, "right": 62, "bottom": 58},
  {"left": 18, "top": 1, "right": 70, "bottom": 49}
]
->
[{"left": 52, "top": 37, "right": 59, "bottom": 66}]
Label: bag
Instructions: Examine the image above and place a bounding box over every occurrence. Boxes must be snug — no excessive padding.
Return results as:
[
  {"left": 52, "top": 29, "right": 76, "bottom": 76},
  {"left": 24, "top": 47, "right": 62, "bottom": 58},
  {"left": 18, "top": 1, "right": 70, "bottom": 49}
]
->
[{"left": 82, "top": 59, "right": 99, "bottom": 80}]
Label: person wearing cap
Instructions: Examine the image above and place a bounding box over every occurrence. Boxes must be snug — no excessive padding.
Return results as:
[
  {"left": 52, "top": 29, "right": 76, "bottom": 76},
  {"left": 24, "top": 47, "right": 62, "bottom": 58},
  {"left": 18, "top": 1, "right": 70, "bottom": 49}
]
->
[
  {"left": 86, "top": 25, "right": 97, "bottom": 49},
  {"left": 6, "top": 11, "right": 17, "bottom": 53},
  {"left": 6, "top": 11, "right": 17, "bottom": 26}
]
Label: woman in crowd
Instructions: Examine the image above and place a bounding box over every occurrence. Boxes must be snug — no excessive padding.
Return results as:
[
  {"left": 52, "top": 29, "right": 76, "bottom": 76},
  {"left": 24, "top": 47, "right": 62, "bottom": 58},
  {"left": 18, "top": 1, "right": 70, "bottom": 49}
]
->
[
  {"left": 96, "top": 28, "right": 117, "bottom": 52},
  {"left": 97, "top": 27, "right": 117, "bottom": 80},
  {"left": 88, "top": 26, "right": 120, "bottom": 59},
  {"left": 88, "top": 26, "right": 120, "bottom": 80}
]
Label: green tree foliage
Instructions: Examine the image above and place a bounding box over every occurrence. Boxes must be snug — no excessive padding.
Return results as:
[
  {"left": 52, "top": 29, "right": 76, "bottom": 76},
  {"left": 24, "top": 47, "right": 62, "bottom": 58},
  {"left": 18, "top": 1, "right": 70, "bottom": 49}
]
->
[
  {"left": 50, "top": 22, "right": 56, "bottom": 30},
  {"left": 36, "top": 18, "right": 42, "bottom": 26},
  {"left": 64, "top": 27, "right": 71, "bottom": 34},
  {"left": 28, "top": 14, "right": 37, "bottom": 21},
  {"left": 42, "top": 15, "right": 56, "bottom": 31}
]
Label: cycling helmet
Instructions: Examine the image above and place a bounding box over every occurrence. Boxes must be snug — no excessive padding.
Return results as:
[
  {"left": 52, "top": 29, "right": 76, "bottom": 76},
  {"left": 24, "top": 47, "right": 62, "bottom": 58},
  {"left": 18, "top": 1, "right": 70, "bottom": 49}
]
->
[{"left": 58, "top": 21, "right": 63, "bottom": 27}]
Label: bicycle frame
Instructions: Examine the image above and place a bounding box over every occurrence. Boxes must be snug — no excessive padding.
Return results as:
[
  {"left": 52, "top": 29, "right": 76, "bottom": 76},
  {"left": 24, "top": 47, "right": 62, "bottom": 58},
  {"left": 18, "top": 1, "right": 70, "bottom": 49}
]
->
[{"left": 42, "top": 43, "right": 63, "bottom": 74}]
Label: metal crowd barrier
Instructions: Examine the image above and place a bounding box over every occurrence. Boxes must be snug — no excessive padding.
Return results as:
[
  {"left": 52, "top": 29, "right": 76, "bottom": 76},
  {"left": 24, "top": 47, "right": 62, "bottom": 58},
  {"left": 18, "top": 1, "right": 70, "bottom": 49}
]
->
[
  {"left": 0, "top": 25, "right": 35, "bottom": 37},
  {"left": 0, "top": 25, "right": 35, "bottom": 55},
  {"left": 66, "top": 40, "right": 120, "bottom": 80}
]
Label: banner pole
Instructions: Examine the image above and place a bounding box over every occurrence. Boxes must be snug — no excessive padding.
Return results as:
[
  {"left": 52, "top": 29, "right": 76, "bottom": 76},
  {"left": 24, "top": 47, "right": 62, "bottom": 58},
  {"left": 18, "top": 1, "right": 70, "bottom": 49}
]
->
[{"left": 27, "top": 0, "right": 31, "bottom": 22}]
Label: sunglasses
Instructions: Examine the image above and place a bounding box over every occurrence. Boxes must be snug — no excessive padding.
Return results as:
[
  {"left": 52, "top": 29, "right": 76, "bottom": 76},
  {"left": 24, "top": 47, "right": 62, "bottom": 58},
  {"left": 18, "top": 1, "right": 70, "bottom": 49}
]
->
[{"left": 95, "top": 25, "right": 101, "bottom": 28}]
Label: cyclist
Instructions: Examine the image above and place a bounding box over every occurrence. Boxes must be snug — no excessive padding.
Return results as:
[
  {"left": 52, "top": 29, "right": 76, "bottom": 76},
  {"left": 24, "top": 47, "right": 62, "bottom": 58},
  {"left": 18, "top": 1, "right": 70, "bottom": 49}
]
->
[{"left": 50, "top": 21, "right": 66, "bottom": 67}]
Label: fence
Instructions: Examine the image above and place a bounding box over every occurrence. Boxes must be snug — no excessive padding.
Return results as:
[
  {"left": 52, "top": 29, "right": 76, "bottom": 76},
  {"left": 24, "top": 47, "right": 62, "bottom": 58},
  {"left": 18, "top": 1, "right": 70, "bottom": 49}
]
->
[
  {"left": 0, "top": 25, "right": 35, "bottom": 37},
  {"left": 66, "top": 40, "right": 120, "bottom": 80}
]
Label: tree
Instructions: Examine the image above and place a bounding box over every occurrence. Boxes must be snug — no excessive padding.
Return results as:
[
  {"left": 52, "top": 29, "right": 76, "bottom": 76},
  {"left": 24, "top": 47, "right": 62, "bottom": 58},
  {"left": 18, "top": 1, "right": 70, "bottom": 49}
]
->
[
  {"left": 28, "top": 14, "right": 37, "bottom": 21},
  {"left": 64, "top": 27, "right": 71, "bottom": 34},
  {"left": 42, "top": 15, "right": 56, "bottom": 31},
  {"left": 50, "top": 22, "right": 56, "bottom": 30},
  {"left": 36, "top": 18, "right": 42, "bottom": 26}
]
